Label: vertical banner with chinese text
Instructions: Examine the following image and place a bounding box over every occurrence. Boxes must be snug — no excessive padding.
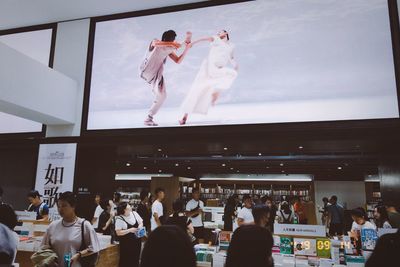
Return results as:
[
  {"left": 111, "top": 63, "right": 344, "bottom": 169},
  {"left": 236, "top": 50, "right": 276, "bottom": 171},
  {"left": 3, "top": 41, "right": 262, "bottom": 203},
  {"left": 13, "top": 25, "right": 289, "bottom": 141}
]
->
[{"left": 35, "top": 143, "right": 77, "bottom": 220}]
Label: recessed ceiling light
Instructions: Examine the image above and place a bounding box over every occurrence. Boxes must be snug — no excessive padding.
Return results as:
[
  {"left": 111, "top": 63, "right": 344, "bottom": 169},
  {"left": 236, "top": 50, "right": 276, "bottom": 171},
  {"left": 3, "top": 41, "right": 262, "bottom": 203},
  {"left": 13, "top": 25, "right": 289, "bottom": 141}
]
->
[
  {"left": 126, "top": 163, "right": 131, "bottom": 167},
  {"left": 337, "top": 166, "right": 342, "bottom": 170},
  {"left": 230, "top": 167, "right": 234, "bottom": 170},
  {"left": 281, "top": 170, "right": 285, "bottom": 173},
  {"left": 158, "top": 170, "right": 162, "bottom": 173},
  {"left": 266, "top": 166, "right": 269, "bottom": 169},
  {"left": 223, "top": 147, "right": 228, "bottom": 150},
  {"left": 280, "top": 163, "right": 284, "bottom": 166},
  {"left": 236, "top": 170, "right": 240, "bottom": 173},
  {"left": 175, "top": 163, "right": 179, "bottom": 167},
  {"left": 143, "top": 167, "right": 147, "bottom": 170},
  {"left": 258, "top": 153, "right": 262, "bottom": 156},
  {"left": 187, "top": 166, "right": 191, "bottom": 170},
  {"left": 222, "top": 163, "right": 226, "bottom": 167},
  {"left": 298, "top": 146, "right": 303, "bottom": 149},
  {"left": 158, "top": 148, "right": 162, "bottom": 152}
]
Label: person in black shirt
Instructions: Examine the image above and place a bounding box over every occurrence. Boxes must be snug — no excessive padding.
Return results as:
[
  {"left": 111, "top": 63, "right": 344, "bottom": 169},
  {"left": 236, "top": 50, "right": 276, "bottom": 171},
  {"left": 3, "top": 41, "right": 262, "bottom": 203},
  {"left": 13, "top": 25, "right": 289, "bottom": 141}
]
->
[
  {"left": 98, "top": 199, "right": 112, "bottom": 235},
  {"left": 224, "top": 194, "right": 239, "bottom": 231},
  {"left": 165, "top": 199, "right": 194, "bottom": 236},
  {"left": 136, "top": 191, "right": 151, "bottom": 232},
  {"left": 262, "top": 196, "right": 277, "bottom": 232}
]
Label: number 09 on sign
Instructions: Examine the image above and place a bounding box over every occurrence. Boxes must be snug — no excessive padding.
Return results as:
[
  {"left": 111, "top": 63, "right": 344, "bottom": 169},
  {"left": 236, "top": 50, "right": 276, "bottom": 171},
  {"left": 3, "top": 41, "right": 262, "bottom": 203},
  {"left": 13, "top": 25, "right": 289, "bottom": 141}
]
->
[{"left": 316, "top": 238, "right": 331, "bottom": 258}]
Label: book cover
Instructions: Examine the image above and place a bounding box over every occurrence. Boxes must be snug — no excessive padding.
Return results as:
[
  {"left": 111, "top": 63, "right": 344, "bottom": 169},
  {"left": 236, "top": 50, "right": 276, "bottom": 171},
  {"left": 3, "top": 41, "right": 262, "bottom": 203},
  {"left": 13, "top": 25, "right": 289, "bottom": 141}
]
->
[
  {"left": 361, "top": 228, "right": 378, "bottom": 250},
  {"left": 280, "top": 236, "right": 293, "bottom": 254}
]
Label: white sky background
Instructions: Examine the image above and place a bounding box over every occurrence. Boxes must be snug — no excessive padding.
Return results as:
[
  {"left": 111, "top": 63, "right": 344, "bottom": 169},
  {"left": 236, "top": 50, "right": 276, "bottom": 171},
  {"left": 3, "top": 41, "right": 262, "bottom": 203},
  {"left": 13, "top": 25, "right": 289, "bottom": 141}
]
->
[
  {"left": 89, "top": 0, "right": 398, "bottom": 115},
  {"left": 0, "top": 29, "right": 52, "bottom": 133}
]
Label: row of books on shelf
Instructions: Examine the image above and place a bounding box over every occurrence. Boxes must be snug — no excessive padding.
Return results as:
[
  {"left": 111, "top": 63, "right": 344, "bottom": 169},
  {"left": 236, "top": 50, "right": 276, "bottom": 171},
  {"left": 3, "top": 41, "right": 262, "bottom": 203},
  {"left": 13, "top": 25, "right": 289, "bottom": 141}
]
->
[{"left": 185, "top": 187, "right": 309, "bottom": 196}]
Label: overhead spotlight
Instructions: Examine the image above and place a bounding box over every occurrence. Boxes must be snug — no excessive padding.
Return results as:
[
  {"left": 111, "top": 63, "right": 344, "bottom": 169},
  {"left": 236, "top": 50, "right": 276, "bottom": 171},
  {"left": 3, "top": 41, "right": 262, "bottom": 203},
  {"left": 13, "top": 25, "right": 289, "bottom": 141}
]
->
[
  {"left": 222, "top": 163, "right": 226, "bottom": 167},
  {"left": 143, "top": 167, "right": 147, "bottom": 170},
  {"left": 126, "top": 163, "right": 131, "bottom": 167},
  {"left": 337, "top": 166, "right": 342, "bottom": 170},
  {"left": 236, "top": 170, "right": 240, "bottom": 173},
  {"left": 223, "top": 147, "right": 228, "bottom": 151},
  {"left": 175, "top": 163, "right": 179, "bottom": 167},
  {"left": 158, "top": 170, "right": 162, "bottom": 173},
  {"left": 281, "top": 170, "right": 285, "bottom": 173},
  {"left": 157, "top": 148, "right": 162, "bottom": 152},
  {"left": 258, "top": 153, "right": 262, "bottom": 156},
  {"left": 266, "top": 166, "right": 270, "bottom": 169},
  {"left": 298, "top": 146, "right": 303, "bottom": 149},
  {"left": 187, "top": 166, "right": 191, "bottom": 170},
  {"left": 280, "top": 163, "right": 284, "bottom": 166},
  {"left": 230, "top": 167, "right": 234, "bottom": 170}
]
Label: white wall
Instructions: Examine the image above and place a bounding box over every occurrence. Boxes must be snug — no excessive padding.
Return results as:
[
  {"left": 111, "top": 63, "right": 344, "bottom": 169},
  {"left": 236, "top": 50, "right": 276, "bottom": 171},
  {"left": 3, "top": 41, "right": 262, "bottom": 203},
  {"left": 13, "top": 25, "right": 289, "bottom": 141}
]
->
[
  {"left": 0, "top": 41, "right": 77, "bottom": 124},
  {"left": 46, "top": 19, "right": 90, "bottom": 137},
  {"left": 314, "top": 181, "right": 366, "bottom": 224}
]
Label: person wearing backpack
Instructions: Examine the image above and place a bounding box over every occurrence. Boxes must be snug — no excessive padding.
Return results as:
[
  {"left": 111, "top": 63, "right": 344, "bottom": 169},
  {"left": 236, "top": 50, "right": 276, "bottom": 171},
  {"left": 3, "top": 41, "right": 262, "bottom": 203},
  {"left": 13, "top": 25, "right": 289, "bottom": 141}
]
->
[
  {"left": 40, "top": 191, "right": 100, "bottom": 267},
  {"left": 115, "top": 202, "right": 143, "bottom": 267},
  {"left": 277, "top": 201, "right": 295, "bottom": 224},
  {"left": 27, "top": 190, "right": 49, "bottom": 221}
]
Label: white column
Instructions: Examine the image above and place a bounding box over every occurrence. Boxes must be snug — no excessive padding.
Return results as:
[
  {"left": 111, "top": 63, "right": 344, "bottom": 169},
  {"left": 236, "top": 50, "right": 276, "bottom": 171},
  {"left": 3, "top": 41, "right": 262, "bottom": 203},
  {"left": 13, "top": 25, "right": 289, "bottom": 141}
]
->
[{"left": 46, "top": 19, "right": 91, "bottom": 137}]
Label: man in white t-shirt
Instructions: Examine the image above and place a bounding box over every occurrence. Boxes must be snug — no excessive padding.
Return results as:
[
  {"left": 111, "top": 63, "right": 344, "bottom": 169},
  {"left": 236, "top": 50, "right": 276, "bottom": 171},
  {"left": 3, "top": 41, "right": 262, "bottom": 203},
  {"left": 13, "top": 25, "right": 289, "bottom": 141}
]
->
[
  {"left": 186, "top": 188, "right": 205, "bottom": 241},
  {"left": 237, "top": 194, "right": 254, "bottom": 226},
  {"left": 151, "top": 188, "right": 165, "bottom": 231},
  {"left": 91, "top": 194, "right": 103, "bottom": 230}
]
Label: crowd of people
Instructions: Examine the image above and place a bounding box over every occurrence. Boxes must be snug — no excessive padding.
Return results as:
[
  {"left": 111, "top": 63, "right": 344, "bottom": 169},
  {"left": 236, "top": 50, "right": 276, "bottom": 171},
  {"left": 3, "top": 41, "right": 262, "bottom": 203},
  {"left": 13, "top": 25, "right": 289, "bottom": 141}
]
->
[{"left": 0, "top": 184, "right": 400, "bottom": 267}]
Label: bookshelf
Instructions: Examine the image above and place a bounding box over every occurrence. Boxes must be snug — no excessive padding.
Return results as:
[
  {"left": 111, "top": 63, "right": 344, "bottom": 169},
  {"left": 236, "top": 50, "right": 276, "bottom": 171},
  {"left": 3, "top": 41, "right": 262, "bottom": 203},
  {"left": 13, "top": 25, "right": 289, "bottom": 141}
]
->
[
  {"left": 365, "top": 182, "right": 381, "bottom": 220},
  {"left": 181, "top": 181, "right": 314, "bottom": 207}
]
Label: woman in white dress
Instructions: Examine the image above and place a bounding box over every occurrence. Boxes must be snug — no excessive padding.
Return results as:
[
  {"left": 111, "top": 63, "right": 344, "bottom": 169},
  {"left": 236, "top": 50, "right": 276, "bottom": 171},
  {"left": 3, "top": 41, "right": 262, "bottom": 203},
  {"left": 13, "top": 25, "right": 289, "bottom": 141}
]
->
[{"left": 179, "top": 30, "right": 238, "bottom": 125}]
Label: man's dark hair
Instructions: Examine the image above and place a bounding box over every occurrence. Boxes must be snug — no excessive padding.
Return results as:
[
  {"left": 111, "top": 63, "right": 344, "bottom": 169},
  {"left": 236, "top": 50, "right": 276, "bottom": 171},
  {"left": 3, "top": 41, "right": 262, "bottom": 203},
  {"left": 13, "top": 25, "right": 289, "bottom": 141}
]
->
[
  {"left": 27, "top": 190, "right": 41, "bottom": 198},
  {"left": 0, "top": 203, "right": 17, "bottom": 230},
  {"left": 351, "top": 207, "right": 367, "bottom": 219},
  {"left": 100, "top": 199, "right": 111, "bottom": 211},
  {"left": 58, "top": 191, "right": 77, "bottom": 208},
  {"left": 226, "top": 225, "right": 273, "bottom": 267},
  {"left": 252, "top": 205, "right": 270, "bottom": 225},
  {"left": 141, "top": 226, "right": 196, "bottom": 267},
  {"left": 192, "top": 188, "right": 199, "bottom": 194},
  {"left": 172, "top": 199, "right": 184, "bottom": 214},
  {"left": 242, "top": 194, "right": 251, "bottom": 202},
  {"left": 365, "top": 230, "right": 400, "bottom": 267},
  {"left": 161, "top": 30, "right": 177, "bottom": 42},
  {"left": 155, "top": 188, "right": 165, "bottom": 195},
  {"left": 322, "top": 197, "right": 329, "bottom": 202},
  {"left": 113, "top": 192, "right": 121, "bottom": 202},
  {"left": 330, "top": 195, "right": 338, "bottom": 202},
  {"left": 140, "top": 190, "right": 149, "bottom": 201}
]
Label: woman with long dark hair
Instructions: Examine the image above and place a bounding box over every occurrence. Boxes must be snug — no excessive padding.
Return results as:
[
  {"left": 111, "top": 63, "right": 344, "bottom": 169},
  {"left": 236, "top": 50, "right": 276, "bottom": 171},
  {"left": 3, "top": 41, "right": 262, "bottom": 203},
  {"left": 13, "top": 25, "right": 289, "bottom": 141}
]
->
[{"left": 374, "top": 205, "right": 392, "bottom": 228}]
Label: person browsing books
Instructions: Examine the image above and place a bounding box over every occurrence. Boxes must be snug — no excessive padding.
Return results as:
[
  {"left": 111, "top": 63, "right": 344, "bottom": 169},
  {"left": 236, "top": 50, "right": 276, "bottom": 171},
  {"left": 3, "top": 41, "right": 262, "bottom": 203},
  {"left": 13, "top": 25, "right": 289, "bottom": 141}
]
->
[{"left": 185, "top": 188, "right": 204, "bottom": 242}]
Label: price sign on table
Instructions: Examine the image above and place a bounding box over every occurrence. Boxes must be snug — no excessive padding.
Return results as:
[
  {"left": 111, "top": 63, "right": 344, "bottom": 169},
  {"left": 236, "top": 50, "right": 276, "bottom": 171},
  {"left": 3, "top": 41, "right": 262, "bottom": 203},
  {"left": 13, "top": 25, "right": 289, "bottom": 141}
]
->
[{"left": 316, "top": 238, "right": 331, "bottom": 258}]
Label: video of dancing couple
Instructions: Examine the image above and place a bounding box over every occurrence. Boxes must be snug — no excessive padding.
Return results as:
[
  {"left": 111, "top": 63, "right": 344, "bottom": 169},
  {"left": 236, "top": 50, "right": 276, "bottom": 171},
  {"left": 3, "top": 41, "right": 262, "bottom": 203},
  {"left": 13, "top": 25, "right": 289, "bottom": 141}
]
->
[{"left": 87, "top": 0, "right": 398, "bottom": 130}]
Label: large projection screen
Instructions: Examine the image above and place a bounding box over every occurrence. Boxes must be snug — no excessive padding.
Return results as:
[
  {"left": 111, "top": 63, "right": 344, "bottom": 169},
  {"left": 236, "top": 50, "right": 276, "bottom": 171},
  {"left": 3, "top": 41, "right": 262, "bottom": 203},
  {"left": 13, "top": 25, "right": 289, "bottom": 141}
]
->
[
  {"left": 87, "top": 0, "right": 399, "bottom": 130},
  {"left": 0, "top": 29, "right": 53, "bottom": 133}
]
